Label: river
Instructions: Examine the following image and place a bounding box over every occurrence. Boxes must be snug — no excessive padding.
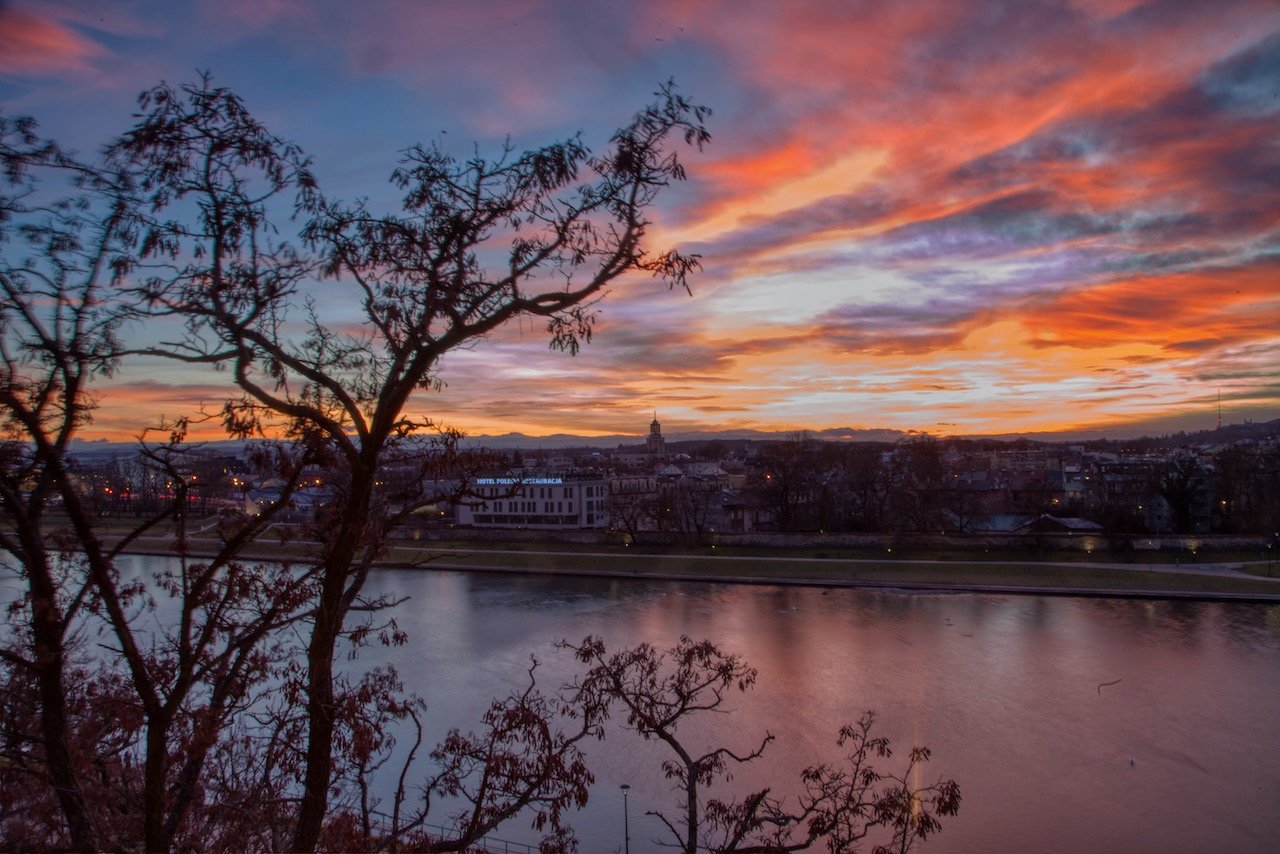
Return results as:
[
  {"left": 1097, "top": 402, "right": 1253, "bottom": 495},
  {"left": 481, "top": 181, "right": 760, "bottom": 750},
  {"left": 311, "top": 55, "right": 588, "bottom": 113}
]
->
[
  {"left": 7, "top": 556, "right": 1280, "bottom": 852},
  {"left": 351, "top": 566, "right": 1280, "bottom": 854}
]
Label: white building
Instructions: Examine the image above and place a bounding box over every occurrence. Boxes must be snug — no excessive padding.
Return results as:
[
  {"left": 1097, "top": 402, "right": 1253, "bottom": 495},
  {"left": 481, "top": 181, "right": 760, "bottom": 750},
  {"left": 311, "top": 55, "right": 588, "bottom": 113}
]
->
[{"left": 455, "top": 475, "right": 610, "bottom": 529}]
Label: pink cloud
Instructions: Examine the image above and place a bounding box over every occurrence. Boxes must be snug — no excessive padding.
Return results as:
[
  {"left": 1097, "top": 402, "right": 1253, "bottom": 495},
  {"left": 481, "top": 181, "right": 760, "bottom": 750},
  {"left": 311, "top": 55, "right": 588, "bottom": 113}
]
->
[
  {"left": 0, "top": 6, "right": 107, "bottom": 76},
  {"left": 665, "top": 0, "right": 1279, "bottom": 231}
]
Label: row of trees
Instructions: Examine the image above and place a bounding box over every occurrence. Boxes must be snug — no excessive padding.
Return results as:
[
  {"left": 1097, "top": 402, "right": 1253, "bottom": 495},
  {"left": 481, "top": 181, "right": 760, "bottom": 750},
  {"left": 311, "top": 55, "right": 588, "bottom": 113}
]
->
[
  {"left": 1, "top": 77, "right": 957, "bottom": 850},
  {"left": 743, "top": 435, "right": 1280, "bottom": 536}
]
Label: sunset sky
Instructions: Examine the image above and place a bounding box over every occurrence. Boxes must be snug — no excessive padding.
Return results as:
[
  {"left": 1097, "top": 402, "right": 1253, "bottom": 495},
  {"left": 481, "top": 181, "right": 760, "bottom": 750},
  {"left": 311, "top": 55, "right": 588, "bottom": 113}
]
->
[{"left": 3, "top": 0, "right": 1278, "bottom": 441}]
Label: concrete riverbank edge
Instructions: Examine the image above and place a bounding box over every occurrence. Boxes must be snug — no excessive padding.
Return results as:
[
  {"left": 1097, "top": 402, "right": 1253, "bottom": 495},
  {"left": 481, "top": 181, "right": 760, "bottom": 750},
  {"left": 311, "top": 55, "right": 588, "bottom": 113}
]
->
[
  {"left": 113, "top": 538, "right": 1280, "bottom": 605},
  {"left": 397, "top": 560, "right": 1280, "bottom": 604}
]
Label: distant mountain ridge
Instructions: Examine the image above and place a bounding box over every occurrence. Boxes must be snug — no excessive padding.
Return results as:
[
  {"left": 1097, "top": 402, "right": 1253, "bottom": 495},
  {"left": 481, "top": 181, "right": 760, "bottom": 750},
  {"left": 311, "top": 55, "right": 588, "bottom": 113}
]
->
[
  {"left": 456, "top": 426, "right": 910, "bottom": 450},
  {"left": 457, "top": 418, "right": 1280, "bottom": 450},
  {"left": 66, "top": 417, "right": 1280, "bottom": 455}
]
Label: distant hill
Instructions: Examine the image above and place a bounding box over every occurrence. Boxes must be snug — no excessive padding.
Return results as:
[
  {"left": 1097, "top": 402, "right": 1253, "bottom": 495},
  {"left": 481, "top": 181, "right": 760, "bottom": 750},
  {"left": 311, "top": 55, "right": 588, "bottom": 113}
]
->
[
  {"left": 458, "top": 419, "right": 1280, "bottom": 450},
  {"left": 458, "top": 426, "right": 908, "bottom": 450},
  {"left": 980, "top": 417, "right": 1280, "bottom": 447},
  {"left": 67, "top": 417, "right": 1279, "bottom": 455}
]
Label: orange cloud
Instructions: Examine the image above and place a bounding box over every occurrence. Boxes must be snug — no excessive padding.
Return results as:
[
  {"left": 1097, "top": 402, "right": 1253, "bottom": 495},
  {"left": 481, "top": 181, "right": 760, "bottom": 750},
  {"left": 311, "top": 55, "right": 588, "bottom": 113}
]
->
[
  {"left": 10, "top": 0, "right": 1276, "bottom": 441},
  {"left": 84, "top": 379, "right": 246, "bottom": 441},
  {"left": 1020, "top": 263, "right": 1280, "bottom": 353}
]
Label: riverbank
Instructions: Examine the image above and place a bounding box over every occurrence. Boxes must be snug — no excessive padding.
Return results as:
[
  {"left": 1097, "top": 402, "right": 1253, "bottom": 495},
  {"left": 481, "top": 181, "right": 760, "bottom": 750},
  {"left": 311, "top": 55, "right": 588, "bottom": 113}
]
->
[{"left": 114, "top": 534, "right": 1280, "bottom": 604}]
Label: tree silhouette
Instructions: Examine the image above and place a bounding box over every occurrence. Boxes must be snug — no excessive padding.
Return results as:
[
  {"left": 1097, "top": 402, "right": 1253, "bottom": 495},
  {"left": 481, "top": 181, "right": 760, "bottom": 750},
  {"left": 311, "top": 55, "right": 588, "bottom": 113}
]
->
[
  {"left": 1153, "top": 450, "right": 1208, "bottom": 534},
  {"left": 0, "top": 110, "right": 314, "bottom": 851},
  {"left": 563, "top": 636, "right": 960, "bottom": 854},
  {"left": 113, "top": 74, "right": 711, "bottom": 850},
  {"left": 564, "top": 636, "right": 773, "bottom": 852},
  {"left": 2, "top": 74, "right": 967, "bottom": 854}
]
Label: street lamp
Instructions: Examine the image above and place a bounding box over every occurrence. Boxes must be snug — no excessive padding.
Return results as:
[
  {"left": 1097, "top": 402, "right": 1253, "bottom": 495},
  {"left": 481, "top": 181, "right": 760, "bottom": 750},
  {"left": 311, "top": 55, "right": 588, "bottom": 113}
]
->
[{"left": 620, "top": 783, "right": 631, "bottom": 854}]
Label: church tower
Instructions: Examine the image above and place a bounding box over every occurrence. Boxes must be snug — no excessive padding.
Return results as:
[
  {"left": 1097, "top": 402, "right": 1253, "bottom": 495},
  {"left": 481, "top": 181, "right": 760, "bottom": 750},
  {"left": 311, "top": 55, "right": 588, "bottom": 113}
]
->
[{"left": 646, "top": 411, "right": 666, "bottom": 456}]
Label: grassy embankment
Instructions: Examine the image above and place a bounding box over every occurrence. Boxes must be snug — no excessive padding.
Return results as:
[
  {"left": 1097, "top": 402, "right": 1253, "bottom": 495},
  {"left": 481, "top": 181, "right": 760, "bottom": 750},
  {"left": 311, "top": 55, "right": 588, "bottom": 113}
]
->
[
  {"left": 372, "top": 542, "right": 1280, "bottom": 597},
  {"left": 83, "top": 513, "right": 1280, "bottom": 599}
]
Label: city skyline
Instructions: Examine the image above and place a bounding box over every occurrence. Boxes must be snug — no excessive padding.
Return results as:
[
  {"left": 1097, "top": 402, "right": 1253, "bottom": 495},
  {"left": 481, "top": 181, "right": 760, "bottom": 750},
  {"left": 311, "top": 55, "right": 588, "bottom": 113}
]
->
[{"left": 3, "top": 0, "right": 1278, "bottom": 441}]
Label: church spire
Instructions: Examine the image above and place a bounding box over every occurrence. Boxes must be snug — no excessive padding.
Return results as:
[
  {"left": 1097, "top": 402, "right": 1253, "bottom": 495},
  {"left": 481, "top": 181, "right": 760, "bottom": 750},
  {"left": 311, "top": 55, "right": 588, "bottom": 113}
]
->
[{"left": 647, "top": 411, "right": 665, "bottom": 455}]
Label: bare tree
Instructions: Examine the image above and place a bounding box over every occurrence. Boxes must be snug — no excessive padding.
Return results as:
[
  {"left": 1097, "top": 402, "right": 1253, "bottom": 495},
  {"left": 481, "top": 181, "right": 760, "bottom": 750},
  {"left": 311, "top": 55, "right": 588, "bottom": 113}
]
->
[
  {"left": 754, "top": 434, "right": 819, "bottom": 532},
  {"left": 419, "top": 657, "right": 609, "bottom": 853},
  {"left": 563, "top": 637, "right": 960, "bottom": 854},
  {"left": 111, "top": 74, "right": 710, "bottom": 850},
  {"left": 564, "top": 636, "right": 773, "bottom": 853},
  {"left": 1153, "top": 450, "right": 1208, "bottom": 534},
  {"left": 609, "top": 477, "right": 659, "bottom": 544},
  {"left": 702, "top": 713, "right": 961, "bottom": 854},
  {"left": 843, "top": 445, "right": 893, "bottom": 533},
  {"left": 664, "top": 476, "right": 719, "bottom": 545},
  {"left": 887, "top": 437, "right": 947, "bottom": 534},
  {"left": 0, "top": 111, "right": 125, "bottom": 850},
  {"left": 0, "top": 112, "right": 313, "bottom": 850},
  {"left": 5, "top": 75, "right": 962, "bottom": 854}
]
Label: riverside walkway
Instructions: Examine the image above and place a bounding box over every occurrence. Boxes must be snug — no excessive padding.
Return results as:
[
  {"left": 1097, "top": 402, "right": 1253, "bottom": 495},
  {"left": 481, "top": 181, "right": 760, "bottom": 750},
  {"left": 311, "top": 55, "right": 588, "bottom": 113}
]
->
[{"left": 117, "top": 535, "right": 1280, "bottom": 604}]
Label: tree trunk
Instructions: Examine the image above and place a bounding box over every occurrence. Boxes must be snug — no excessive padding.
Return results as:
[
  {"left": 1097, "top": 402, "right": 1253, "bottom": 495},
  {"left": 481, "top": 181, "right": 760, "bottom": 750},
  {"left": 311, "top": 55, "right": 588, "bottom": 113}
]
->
[
  {"left": 144, "top": 717, "right": 170, "bottom": 852},
  {"left": 291, "top": 567, "right": 345, "bottom": 852},
  {"left": 684, "top": 757, "right": 698, "bottom": 854},
  {"left": 291, "top": 464, "right": 376, "bottom": 851},
  {"left": 28, "top": 549, "right": 97, "bottom": 851}
]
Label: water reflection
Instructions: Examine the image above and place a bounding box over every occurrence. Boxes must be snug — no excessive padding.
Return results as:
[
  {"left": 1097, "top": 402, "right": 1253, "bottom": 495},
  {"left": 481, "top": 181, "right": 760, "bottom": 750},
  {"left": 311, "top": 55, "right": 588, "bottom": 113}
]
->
[
  {"left": 10, "top": 556, "right": 1278, "bottom": 853},
  {"left": 357, "top": 570, "right": 1280, "bottom": 854}
]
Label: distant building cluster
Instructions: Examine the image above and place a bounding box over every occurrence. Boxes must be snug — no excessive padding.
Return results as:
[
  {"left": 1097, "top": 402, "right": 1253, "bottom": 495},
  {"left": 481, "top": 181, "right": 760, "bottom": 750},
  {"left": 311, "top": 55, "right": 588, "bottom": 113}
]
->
[{"left": 67, "top": 415, "right": 1280, "bottom": 543}]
